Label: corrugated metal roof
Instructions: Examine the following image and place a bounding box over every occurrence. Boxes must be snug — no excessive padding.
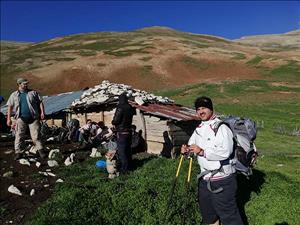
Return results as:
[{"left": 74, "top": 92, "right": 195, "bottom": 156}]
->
[
  {"left": 1, "top": 89, "right": 198, "bottom": 121},
  {"left": 132, "top": 102, "right": 199, "bottom": 121},
  {"left": 43, "top": 91, "right": 83, "bottom": 115},
  {"left": 0, "top": 91, "right": 83, "bottom": 116}
]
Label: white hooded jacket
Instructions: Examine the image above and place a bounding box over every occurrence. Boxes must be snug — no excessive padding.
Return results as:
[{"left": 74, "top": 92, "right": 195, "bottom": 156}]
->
[{"left": 188, "top": 115, "right": 236, "bottom": 180}]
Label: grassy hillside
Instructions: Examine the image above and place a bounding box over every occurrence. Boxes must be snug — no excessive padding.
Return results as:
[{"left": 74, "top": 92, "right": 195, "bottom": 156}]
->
[
  {"left": 1, "top": 27, "right": 299, "bottom": 99},
  {"left": 27, "top": 79, "right": 300, "bottom": 225}
]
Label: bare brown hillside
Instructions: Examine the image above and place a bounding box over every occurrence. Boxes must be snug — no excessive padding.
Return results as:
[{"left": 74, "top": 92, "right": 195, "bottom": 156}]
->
[{"left": 1, "top": 27, "right": 299, "bottom": 97}]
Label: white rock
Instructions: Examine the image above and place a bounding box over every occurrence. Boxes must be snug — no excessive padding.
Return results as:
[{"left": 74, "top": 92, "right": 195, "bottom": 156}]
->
[
  {"left": 56, "top": 178, "right": 64, "bottom": 183},
  {"left": 3, "top": 171, "right": 14, "bottom": 177},
  {"left": 28, "top": 158, "right": 37, "bottom": 162},
  {"left": 48, "top": 160, "right": 59, "bottom": 167},
  {"left": 36, "top": 162, "right": 41, "bottom": 168},
  {"left": 64, "top": 153, "right": 75, "bottom": 166},
  {"left": 39, "top": 171, "right": 56, "bottom": 177},
  {"left": 134, "top": 96, "right": 145, "bottom": 105},
  {"left": 39, "top": 171, "right": 48, "bottom": 176},
  {"left": 46, "top": 137, "right": 55, "bottom": 142},
  {"left": 4, "top": 150, "right": 13, "bottom": 154},
  {"left": 29, "top": 145, "right": 37, "bottom": 154},
  {"left": 48, "top": 149, "right": 60, "bottom": 159},
  {"left": 8, "top": 185, "right": 22, "bottom": 196},
  {"left": 90, "top": 148, "right": 102, "bottom": 158},
  {"left": 19, "top": 159, "right": 30, "bottom": 166},
  {"left": 44, "top": 184, "right": 50, "bottom": 188},
  {"left": 30, "top": 189, "right": 35, "bottom": 196}
]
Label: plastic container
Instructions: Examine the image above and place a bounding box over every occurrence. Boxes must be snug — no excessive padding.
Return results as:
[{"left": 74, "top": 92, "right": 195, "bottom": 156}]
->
[{"left": 95, "top": 160, "right": 106, "bottom": 168}]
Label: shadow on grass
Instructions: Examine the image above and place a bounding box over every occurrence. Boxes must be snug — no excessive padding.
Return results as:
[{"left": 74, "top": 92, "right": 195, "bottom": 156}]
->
[
  {"left": 237, "top": 169, "right": 266, "bottom": 225},
  {"left": 131, "top": 152, "right": 156, "bottom": 171}
]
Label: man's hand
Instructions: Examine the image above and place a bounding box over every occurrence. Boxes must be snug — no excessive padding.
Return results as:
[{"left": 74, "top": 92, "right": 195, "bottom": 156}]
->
[
  {"left": 40, "top": 112, "right": 45, "bottom": 120},
  {"left": 7, "top": 117, "right": 12, "bottom": 127},
  {"left": 189, "top": 144, "right": 204, "bottom": 156},
  {"left": 181, "top": 144, "right": 190, "bottom": 154}
]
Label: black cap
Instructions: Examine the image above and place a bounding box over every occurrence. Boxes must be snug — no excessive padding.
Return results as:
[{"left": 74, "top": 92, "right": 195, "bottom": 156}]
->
[{"left": 194, "top": 96, "right": 213, "bottom": 111}]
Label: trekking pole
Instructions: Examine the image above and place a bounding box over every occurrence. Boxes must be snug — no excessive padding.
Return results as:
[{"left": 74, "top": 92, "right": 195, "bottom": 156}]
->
[
  {"left": 162, "top": 154, "right": 184, "bottom": 224},
  {"left": 181, "top": 155, "right": 193, "bottom": 225}
]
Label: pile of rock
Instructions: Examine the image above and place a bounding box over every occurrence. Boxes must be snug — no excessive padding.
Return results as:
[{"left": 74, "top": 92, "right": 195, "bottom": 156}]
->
[{"left": 71, "top": 80, "right": 174, "bottom": 107}]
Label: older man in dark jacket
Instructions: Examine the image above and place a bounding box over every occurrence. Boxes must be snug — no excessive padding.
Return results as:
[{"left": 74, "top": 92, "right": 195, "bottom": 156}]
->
[{"left": 112, "top": 92, "right": 135, "bottom": 174}]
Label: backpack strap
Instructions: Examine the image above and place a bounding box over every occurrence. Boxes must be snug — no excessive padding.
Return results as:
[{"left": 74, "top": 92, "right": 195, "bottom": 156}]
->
[
  {"left": 197, "top": 169, "right": 224, "bottom": 193},
  {"left": 196, "top": 121, "right": 235, "bottom": 193}
]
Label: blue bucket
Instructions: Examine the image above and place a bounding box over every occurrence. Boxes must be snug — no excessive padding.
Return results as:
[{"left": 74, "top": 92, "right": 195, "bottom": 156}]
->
[{"left": 96, "top": 160, "right": 106, "bottom": 168}]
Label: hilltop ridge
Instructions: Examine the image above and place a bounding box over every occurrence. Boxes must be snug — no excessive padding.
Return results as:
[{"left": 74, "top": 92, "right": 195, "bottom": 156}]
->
[{"left": 1, "top": 26, "right": 299, "bottom": 98}]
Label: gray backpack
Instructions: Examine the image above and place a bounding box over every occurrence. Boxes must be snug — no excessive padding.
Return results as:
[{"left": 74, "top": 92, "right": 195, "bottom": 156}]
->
[{"left": 216, "top": 116, "right": 258, "bottom": 176}]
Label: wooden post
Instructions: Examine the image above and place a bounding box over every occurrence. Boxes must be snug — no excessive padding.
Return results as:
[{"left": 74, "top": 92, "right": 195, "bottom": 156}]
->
[
  {"left": 136, "top": 109, "right": 146, "bottom": 140},
  {"left": 100, "top": 111, "right": 104, "bottom": 122},
  {"left": 84, "top": 113, "right": 87, "bottom": 123}
]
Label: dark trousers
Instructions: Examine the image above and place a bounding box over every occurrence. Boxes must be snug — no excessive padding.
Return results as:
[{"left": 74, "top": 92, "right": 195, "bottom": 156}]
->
[
  {"left": 117, "top": 132, "right": 132, "bottom": 174},
  {"left": 198, "top": 174, "right": 243, "bottom": 225}
]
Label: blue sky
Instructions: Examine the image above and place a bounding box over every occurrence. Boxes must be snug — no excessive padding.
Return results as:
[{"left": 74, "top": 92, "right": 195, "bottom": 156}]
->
[{"left": 1, "top": 1, "right": 299, "bottom": 42}]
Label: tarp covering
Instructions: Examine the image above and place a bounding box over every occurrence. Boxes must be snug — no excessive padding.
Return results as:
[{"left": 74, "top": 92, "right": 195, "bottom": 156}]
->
[{"left": 0, "top": 91, "right": 83, "bottom": 116}]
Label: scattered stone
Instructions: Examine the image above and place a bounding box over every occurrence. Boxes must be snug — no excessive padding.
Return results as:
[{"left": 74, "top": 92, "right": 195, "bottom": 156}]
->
[
  {"left": 47, "top": 137, "right": 55, "bottom": 142},
  {"left": 19, "top": 159, "right": 30, "bottom": 166},
  {"left": 4, "top": 150, "right": 14, "bottom": 154},
  {"left": 30, "top": 189, "right": 35, "bottom": 196},
  {"left": 47, "top": 160, "right": 59, "bottom": 167},
  {"left": 71, "top": 80, "right": 174, "bottom": 108},
  {"left": 8, "top": 185, "right": 22, "bottom": 196},
  {"left": 46, "top": 169, "right": 52, "bottom": 172},
  {"left": 90, "top": 148, "right": 102, "bottom": 158},
  {"left": 29, "top": 145, "right": 37, "bottom": 154},
  {"left": 48, "top": 149, "right": 60, "bottom": 159},
  {"left": 38, "top": 171, "right": 56, "bottom": 177},
  {"left": 3, "top": 171, "right": 14, "bottom": 177},
  {"left": 56, "top": 178, "right": 64, "bottom": 183},
  {"left": 36, "top": 162, "right": 41, "bottom": 168},
  {"left": 44, "top": 184, "right": 50, "bottom": 188},
  {"left": 28, "top": 158, "right": 37, "bottom": 162},
  {"left": 134, "top": 96, "right": 144, "bottom": 105},
  {"left": 64, "top": 153, "right": 75, "bottom": 166},
  {"left": 47, "top": 172, "right": 56, "bottom": 177}
]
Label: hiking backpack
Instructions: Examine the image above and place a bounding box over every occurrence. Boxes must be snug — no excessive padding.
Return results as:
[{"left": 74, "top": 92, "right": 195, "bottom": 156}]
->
[{"left": 215, "top": 116, "right": 258, "bottom": 177}]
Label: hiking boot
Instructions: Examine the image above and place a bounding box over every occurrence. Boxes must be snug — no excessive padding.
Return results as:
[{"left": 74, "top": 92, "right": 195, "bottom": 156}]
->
[
  {"left": 38, "top": 149, "right": 47, "bottom": 159},
  {"left": 14, "top": 153, "right": 24, "bottom": 160}
]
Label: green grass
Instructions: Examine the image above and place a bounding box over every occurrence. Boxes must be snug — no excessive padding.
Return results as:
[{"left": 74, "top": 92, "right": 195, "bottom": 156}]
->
[
  {"left": 27, "top": 156, "right": 202, "bottom": 225},
  {"left": 181, "top": 56, "right": 209, "bottom": 70},
  {"left": 177, "top": 40, "right": 209, "bottom": 48},
  {"left": 268, "top": 60, "right": 300, "bottom": 81},
  {"left": 231, "top": 52, "right": 247, "bottom": 60},
  {"left": 27, "top": 79, "right": 300, "bottom": 225},
  {"left": 246, "top": 56, "right": 263, "bottom": 65}
]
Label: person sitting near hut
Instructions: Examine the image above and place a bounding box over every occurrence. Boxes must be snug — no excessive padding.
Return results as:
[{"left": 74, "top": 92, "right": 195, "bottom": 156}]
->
[
  {"left": 67, "top": 118, "right": 80, "bottom": 142},
  {"left": 131, "top": 125, "right": 144, "bottom": 153},
  {"left": 90, "top": 121, "right": 113, "bottom": 146},
  {"left": 78, "top": 119, "right": 92, "bottom": 145}
]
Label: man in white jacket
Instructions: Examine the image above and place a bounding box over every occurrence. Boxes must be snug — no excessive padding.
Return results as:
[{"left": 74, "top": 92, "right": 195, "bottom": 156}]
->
[{"left": 181, "top": 96, "right": 243, "bottom": 225}]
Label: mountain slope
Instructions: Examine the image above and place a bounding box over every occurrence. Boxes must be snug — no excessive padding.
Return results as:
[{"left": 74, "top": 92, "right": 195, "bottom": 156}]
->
[{"left": 1, "top": 27, "right": 299, "bottom": 98}]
